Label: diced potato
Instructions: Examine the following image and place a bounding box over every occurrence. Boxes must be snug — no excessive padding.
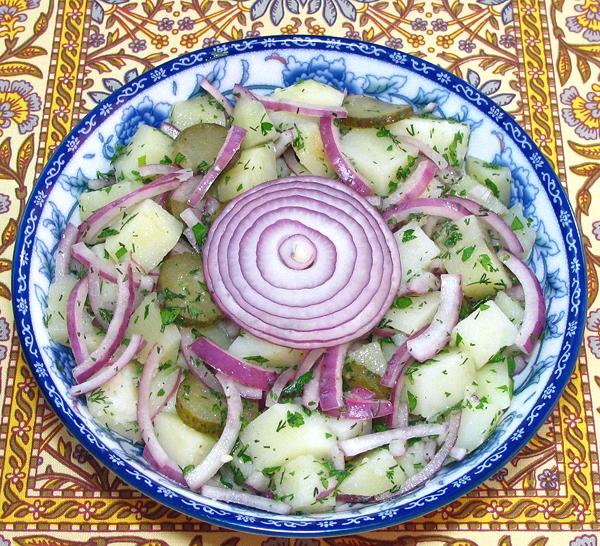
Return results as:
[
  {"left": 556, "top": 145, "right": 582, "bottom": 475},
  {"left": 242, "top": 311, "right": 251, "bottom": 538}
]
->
[
  {"left": 396, "top": 440, "right": 428, "bottom": 478},
  {"left": 103, "top": 199, "right": 183, "bottom": 272},
  {"left": 113, "top": 125, "right": 174, "bottom": 181},
  {"left": 273, "top": 455, "right": 336, "bottom": 513},
  {"left": 388, "top": 118, "right": 470, "bottom": 168},
  {"left": 170, "top": 94, "right": 228, "bottom": 130},
  {"left": 216, "top": 143, "right": 277, "bottom": 202},
  {"left": 346, "top": 342, "right": 388, "bottom": 376},
  {"left": 452, "top": 301, "right": 517, "bottom": 368},
  {"left": 394, "top": 220, "right": 440, "bottom": 286},
  {"left": 272, "top": 80, "right": 345, "bottom": 108},
  {"left": 406, "top": 349, "right": 476, "bottom": 419},
  {"left": 475, "top": 359, "right": 512, "bottom": 411},
  {"left": 502, "top": 203, "right": 536, "bottom": 259},
  {"left": 154, "top": 411, "right": 216, "bottom": 468},
  {"left": 227, "top": 332, "right": 305, "bottom": 368},
  {"left": 293, "top": 121, "right": 335, "bottom": 178},
  {"left": 341, "top": 128, "right": 419, "bottom": 196},
  {"left": 233, "top": 96, "right": 278, "bottom": 150},
  {"left": 454, "top": 401, "right": 503, "bottom": 454},
  {"left": 466, "top": 157, "right": 512, "bottom": 206},
  {"left": 494, "top": 291, "right": 524, "bottom": 326},
  {"left": 438, "top": 216, "right": 512, "bottom": 298},
  {"left": 196, "top": 323, "right": 233, "bottom": 349},
  {"left": 239, "top": 403, "right": 335, "bottom": 470},
  {"left": 87, "top": 362, "right": 140, "bottom": 441},
  {"left": 47, "top": 274, "right": 79, "bottom": 345},
  {"left": 79, "top": 181, "right": 144, "bottom": 220},
  {"left": 323, "top": 416, "right": 371, "bottom": 441},
  {"left": 338, "top": 448, "right": 406, "bottom": 497},
  {"left": 126, "top": 293, "right": 181, "bottom": 364},
  {"left": 382, "top": 292, "right": 440, "bottom": 335}
]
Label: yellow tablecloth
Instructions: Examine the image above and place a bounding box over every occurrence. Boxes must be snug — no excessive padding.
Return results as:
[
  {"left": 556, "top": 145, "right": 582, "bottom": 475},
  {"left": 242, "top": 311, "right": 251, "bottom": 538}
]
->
[{"left": 1, "top": 0, "right": 599, "bottom": 543}]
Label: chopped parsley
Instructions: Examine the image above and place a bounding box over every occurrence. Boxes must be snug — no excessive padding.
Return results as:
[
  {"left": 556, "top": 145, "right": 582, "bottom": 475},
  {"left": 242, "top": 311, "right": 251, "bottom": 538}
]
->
[
  {"left": 192, "top": 223, "right": 209, "bottom": 247},
  {"left": 402, "top": 229, "right": 417, "bottom": 243},
  {"left": 286, "top": 410, "right": 305, "bottom": 428}
]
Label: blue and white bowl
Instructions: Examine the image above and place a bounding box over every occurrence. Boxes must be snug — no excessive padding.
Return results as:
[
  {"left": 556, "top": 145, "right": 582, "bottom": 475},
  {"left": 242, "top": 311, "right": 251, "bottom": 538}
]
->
[{"left": 12, "top": 36, "right": 586, "bottom": 536}]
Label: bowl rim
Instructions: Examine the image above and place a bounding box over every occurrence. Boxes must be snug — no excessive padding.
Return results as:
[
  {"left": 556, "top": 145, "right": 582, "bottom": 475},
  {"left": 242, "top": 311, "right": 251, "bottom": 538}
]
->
[{"left": 12, "top": 34, "right": 587, "bottom": 537}]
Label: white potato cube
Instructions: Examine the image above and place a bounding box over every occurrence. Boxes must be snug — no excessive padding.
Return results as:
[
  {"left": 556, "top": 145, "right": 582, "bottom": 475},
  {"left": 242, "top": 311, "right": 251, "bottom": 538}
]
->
[
  {"left": 227, "top": 332, "right": 305, "bottom": 368},
  {"left": 394, "top": 220, "right": 441, "bottom": 285},
  {"left": 79, "top": 181, "right": 143, "bottom": 220},
  {"left": 170, "top": 94, "right": 228, "bottom": 130},
  {"left": 382, "top": 292, "right": 440, "bottom": 335}
]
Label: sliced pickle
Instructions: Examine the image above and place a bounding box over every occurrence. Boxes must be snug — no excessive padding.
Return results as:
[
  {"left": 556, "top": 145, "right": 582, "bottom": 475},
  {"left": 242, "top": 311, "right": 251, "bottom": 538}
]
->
[
  {"left": 340, "top": 95, "right": 413, "bottom": 129},
  {"left": 158, "top": 252, "right": 222, "bottom": 325},
  {"left": 342, "top": 359, "right": 391, "bottom": 399},
  {"left": 172, "top": 123, "right": 230, "bottom": 173},
  {"left": 176, "top": 374, "right": 225, "bottom": 434}
]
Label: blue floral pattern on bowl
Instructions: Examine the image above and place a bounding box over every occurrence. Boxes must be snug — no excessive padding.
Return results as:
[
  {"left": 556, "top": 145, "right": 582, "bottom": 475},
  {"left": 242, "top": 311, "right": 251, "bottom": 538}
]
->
[{"left": 12, "top": 36, "right": 586, "bottom": 537}]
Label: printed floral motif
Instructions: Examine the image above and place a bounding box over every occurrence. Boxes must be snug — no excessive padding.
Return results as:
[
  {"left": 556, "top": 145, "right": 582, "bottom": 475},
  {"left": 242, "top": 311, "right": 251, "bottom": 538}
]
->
[
  {"left": 114, "top": 95, "right": 170, "bottom": 145},
  {"left": 593, "top": 220, "right": 600, "bottom": 240},
  {"left": 560, "top": 84, "right": 600, "bottom": 140},
  {"left": 538, "top": 467, "right": 559, "bottom": 489},
  {"left": 586, "top": 309, "right": 600, "bottom": 357},
  {"left": 0, "top": 79, "right": 41, "bottom": 136},
  {"left": 0, "top": 0, "right": 39, "bottom": 40},
  {"left": 570, "top": 535, "right": 598, "bottom": 546},
  {"left": 566, "top": 0, "right": 600, "bottom": 42},
  {"left": 0, "top": 193, "right": 9, "bottom": 213}
]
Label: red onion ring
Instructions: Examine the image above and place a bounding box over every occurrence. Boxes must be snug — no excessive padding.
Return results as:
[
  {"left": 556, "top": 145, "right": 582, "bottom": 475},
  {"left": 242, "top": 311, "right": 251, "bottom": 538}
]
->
[
  {"left": 233, "top": 84, "right": 347, "bottom": 119},
  {"left": 189, "top": 336, "right": 278, "bottom": 390},
  {"left": 446, "top": 196, "right": 524, "bottom": 255},
  {"left": 180, "top": 329, "right": 223, "bottom": 393},
  {"left": 87, "top": 268, "right": 110, "bottom": 330},
  {"left": 382, "top": 160, "right": 438, "bottom": 208},
  {"left": 397, "top": 135, "right": 449, "bottom": 170},
  {"left": 302, "top": 357, "right": 322, "bottom": 410},
  {"left": 70, "top": 335, "right": 146, "bottom": 396},
  {"left": 66, "top": 277, "right": 90, "bottom": 366},
  {"left": 326, "top": 397, "right": 393, "bottom": 420},
  {"left": 499, "top": 250, "right": 546, "bottom": 354},
  {"left": 381, "top": 327, "right": 426, "bottom": 388},
  {"left": 319, "top": 116, "right": 373, "bottom": 197},
  {"left": 185, "top": 373, "right": 242, "bottom": 490},
  {"left": 266, "top": 368, "right": 296, "bottom": 407},
  {"left": 55, "top": 223, "right": 77, "bottom": 279},
  {"left": 201, "top": 484, "right": 291, "bottom": 514},
  {"left": 73, "top": 265, "right": 135, "bottom": 382},
  {"left": 139, "top": 164, "right": 182, "bottom": 177},
  {"left": 199, "top": 77, "right": 234, "bottom": 116},
  {"left": 160, "top": 121, "right": 180, "bottom": 139},
  {"left": 149, "top": 368, "right": 183, "bottom": 420},
  {"left": 187, "top": 125, "right": 246, "bottom": 207},
  {"left": 407, "top": 274, "right": 462, "bottom": 362},
  {"left": 274, "top": 129, "right": 295, "bottom": 157},
  {"left": 71, "top": 242, "right": 120, "bottom": 283},
  {"left": 203, "top": 177, "right": 401, "bottom": 348},
  {"left": 79, "top": 170, "right": 191, "bottom": 242},
  {"left": 138, "top": 344, "right": 186, "bottom": 484},
  {"left": 282, "top": 148, "right": 305, "bottom": 176},
  {"left": 382, "top": 197, "right": 470, "bottom": 224},
  {"left": 338, "top": 423, "right": 447, "bottom": 457},
  {"left": 319, "top": 344, "right": 349, "bottom": 412}
]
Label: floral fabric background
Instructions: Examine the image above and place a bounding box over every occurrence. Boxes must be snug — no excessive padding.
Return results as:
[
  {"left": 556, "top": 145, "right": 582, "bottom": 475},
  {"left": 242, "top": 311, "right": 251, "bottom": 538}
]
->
[{"left": 0, "top": 0, "right": 599, "bottom": 544}]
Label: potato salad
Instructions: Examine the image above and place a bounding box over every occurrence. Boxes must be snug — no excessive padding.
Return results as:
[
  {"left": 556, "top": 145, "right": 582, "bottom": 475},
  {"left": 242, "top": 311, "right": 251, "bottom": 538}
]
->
[{"left": 46, "top": 77, "right": 545, "bottom": 514}]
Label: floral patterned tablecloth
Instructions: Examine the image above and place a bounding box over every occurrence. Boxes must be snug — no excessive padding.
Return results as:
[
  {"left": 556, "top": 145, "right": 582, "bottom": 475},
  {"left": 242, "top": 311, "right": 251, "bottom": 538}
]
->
[{"left": 1, "top": 0, "right": 600, "bottom": 544}]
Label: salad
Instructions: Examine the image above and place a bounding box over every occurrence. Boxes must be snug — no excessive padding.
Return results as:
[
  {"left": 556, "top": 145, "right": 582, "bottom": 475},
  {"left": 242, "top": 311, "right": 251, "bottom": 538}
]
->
[{"left": 46, "top": 77, "right": 545, "bottom": 515}]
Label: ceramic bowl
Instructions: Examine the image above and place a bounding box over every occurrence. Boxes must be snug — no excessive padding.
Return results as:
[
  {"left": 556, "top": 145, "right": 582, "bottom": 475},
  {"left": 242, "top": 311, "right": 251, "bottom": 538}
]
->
[{"left": 13, "top": 36, "right": 586, "bottom": 536}]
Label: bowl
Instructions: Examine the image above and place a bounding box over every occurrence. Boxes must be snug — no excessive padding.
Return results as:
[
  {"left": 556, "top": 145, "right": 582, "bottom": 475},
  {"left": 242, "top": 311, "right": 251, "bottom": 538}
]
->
[{"left": 12, "top": 35, "right": 586, "bottom": 536}]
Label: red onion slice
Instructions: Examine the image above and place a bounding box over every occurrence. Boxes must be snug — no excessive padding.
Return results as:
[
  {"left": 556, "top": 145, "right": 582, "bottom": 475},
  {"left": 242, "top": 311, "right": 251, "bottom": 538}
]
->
[
  {"left": 381, "top": 327, "right": 427, "bottom": 388},
  {"left": 139, "top": 164, "right": 182, "bottom": 177},
  {"left": 397, "top": 135, "right": 449, "bottom": 170},
  {"left": 189, "top": 336, "right": 277, "bottom": 390},
  {"left": 407, "top": 274, "right": 462, "bottom": 362},
  {"left": 187, "top": 125, "right": 246, "bottom": 207},
  {"left": 160, "top": 121, "right": 180, "bottom": 139},
  {"left": 319, "top": 343, "right": 349, "bottom": 412},
  {"left": 201, "top": 484, "right": 291, "bottom": 514},
  {"left": 185, "top": 373, "right": 242, "bottom": 490},
  {"left": 382, "top": 197, "right": 470, "bottom": 224},
  {"left": 282, "top": 148, "right": 305, "bottom": 176},
  {"left": 233, "top": 84, "right": 347, "bottom": 119},
  {"left": 233, "top": 382, "right": 263, "bottom": 400},
  {"left": 71, "top": 242, "right": 120, "bottom": 283},
  {"left": 266, "top": 368, "right": 296, "bottom": 407},
  {"left": 138, "top": 344, "right": 185, "bottom": 483},
  {"left": 55, "top": 223, "right": 77, "bottom": 279},
  {"left": 199, "top": 77, "right": 234, "bottom": 116},
  {"left": 338, "top": 423, "right": 447, "bottom": 457},
  {"left": 73, "top": 265, "right": 135, "bottom": 382},
  {"left": 79, "top": 170, "right": 191, "bottom": 242},
  {"left": 499, "top": 250, "right": 546, "bottom": 354},
  {"left": 180, "top": 329, "right": 223, "bottom": 393},
  {"left": 66, "top": 277, "right": 90, "bottom": 366},
  {"left": 70, "top": 335, "right": 146, "bottom": 396},
  {"left": 274, "top": 129, "right": 294, "bottom": 157},
  {"left": 320, "top": 116, "right": 373, "bottom": 197},
  {"left": 446, "top": 196, "right": 524, "bottom": 255},
  {"left": 87, "top": 268, "right": 110, "bottom": 330},
  {"left": 382, "top": 160, "right": 438, "bottom": 208},
  {"left": 149, "top": 368, "right": 182, "bottom": 420},
  {"left": 302, "top": 357, "right": 322, "bottom": 410},
  {"left": 203, "top": 177, "right": 401, "bottom": 348},
  {"left": 326, "top": 397, "right": 393, "bottom": 420}
]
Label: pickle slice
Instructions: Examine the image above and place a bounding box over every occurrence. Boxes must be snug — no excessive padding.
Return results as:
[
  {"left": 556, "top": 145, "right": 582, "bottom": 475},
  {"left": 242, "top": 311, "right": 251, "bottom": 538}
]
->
[
  {"left": 342, "top": 359, "right": 391, "bottom": 399},
  {"left": 176, "top": 374, "right": 225, "bottom": 434},
  {"left": 158, "top": 252, "right": 222, "bottom": 326},
  {"left": 172, "top": 123, "right": 229, "bottom": 173},
  {"left": 340, "top": 95, "right": 413, "bottom": 128}
]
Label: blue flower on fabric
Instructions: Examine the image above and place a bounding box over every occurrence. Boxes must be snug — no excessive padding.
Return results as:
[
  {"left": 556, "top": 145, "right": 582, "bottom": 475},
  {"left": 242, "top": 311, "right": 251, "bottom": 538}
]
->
[{"left": 115, "top": 96, "right": 170, "bottom": 145}]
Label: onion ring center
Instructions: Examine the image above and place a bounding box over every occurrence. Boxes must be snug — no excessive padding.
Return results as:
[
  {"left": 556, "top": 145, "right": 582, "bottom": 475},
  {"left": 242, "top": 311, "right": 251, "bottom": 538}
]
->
[{"left": 278, "top": 234, "right": 317, "bottom": 270}]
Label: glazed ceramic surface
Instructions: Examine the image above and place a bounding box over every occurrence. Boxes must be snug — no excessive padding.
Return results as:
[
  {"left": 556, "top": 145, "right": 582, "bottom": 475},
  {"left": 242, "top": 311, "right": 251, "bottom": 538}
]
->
[{"left": 13, "top": 36, "right": 586, "bottom": 536}]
